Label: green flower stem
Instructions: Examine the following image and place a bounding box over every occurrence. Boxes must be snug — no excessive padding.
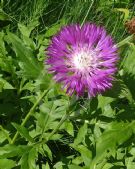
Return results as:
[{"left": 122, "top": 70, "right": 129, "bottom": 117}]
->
[
  {"left": 11, "top": 89, "right": 49, "bottom": 144},
  {"left": 117, "top": 35, "right": 134, "bottom": 48},
  {"left": 34, "top": 111, "right": 72, "bottom": 146}
]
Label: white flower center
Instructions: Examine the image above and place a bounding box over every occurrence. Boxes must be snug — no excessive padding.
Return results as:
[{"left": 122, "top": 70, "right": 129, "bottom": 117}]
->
[{"left": 73, "top": 49, "right": 96, "bottom": 70}]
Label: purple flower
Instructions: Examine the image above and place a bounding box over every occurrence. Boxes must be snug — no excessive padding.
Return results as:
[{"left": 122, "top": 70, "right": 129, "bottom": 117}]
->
[{"left": 46, "top": 23, "right": 118, "bottom": 97}]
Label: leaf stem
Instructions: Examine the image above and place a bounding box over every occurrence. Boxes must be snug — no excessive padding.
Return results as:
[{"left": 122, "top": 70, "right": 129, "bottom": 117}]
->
[
  {"left": 34, "top": 111, "right": 72, "bottom": 146},
  {"left": 39, "top": 105, "right": 53, "bottom": 141},
  {"left": 11, "top": 89, "right": 49, "bottom": 144}
]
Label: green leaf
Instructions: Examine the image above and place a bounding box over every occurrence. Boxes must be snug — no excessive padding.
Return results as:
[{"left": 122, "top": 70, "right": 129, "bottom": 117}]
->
[
  {"left": 76, "top": 145, "right": 92, "bottom": 167},
  {"left": 73, "top": 123, "right": 87, "bottom": 146},
  {"left": 43, "top": 144, "right": 52, "bottom": 161},
  {"left": 20, "top": 147, "right": 37, "bottom": 169},
  {"left": 98, "top": 95, "right": 114, "bottom": 110},
  {"left": 20, "top": 153, "right": 29, "bottom": 169},
  {"left": 90, "top": 121, "right": 135, "bottom": 168},
  {"left": 102, "top": 163, "right": 113, "bottom": 169},
  {"left": 28, "top": 148, "right": 38, "bottom": 169},
  {"left": 7, "top": 32, "right": 42, "bottom": 79},
  {"left": 123, "top": 43, "right": 135, "bottom": 75},
  {"left": 0, "top": 76, "right": 14, "bottom": 90},
  {"left": 49, "top": 133, "right": 63, "bottom": 140},
  {"left": 0, "top": 144, "right": 30, "bottom": 158},
  {"left": 0, "top": 32, "right": 14, "bottom": 73},
  {"left": 119, "top": 84, "right": 133, "bottom": 103},
  {"left": 18, "top": 21, "right": 39, "bottom": 37},
  {"left": 12, "top": 123, "right": 34, "bottom": 142},
  {"left": 37, "top": 101, "right": 54, "bottom": 129},
  {"left": 45, "top": 19, "right": 65, "bottom": 37},
  {"left": 122, "top": 43, "right": 135, "bottom": 100},
  {"left": 64, "top": 121, "right": 74, "bottom": 136},
  {"left": 0, "top": 32, "right": 7, "bottom": 55},
  {"left": 94, "top": 122, "right": 102, "bottom": 139},
  {"left": 68, "top": 165, "right": 83, "bottom": 169},
  {"left": 0, "top": 125, "right": 11, "bottom": 143},
  {"left": 53, "top": 162, "right": 63, "bottom": 169},
  {"left": 44, "top": 162, "right": 50, "bottom": 169},
  {"left": 126, "top": 157, "right": 135, "bottom": 169},
  {"left": 0, "top": 131, "right": 7, "bottom": 143},
  {"left": 45, "top": 24, "right": 60, "bottom": 37},
  {"left": 98, "top": 95, "right": 115, "bottom": 117},
  {"left": 72, "top": 156, "right": 83, "bottom": 165},
  {"left": 0, "top": 159, "right": 16, "bottom": 169},
  {"left": 21, "top": 81, "right": 35, "bottom": 92},
  {"left": 18, "top": 23, "right": 37, "bottom": 49}
]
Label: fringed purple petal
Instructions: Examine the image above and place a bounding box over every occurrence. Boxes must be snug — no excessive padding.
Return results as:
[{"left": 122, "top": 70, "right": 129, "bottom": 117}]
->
[{"left": 46, "top": 23, "right": 118, "bottom": 97}]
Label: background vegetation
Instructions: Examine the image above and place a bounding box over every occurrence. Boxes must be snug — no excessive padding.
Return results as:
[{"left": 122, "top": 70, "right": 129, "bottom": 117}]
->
[{"left": 0, "top": 0, "right": 135, "bottom": 168}]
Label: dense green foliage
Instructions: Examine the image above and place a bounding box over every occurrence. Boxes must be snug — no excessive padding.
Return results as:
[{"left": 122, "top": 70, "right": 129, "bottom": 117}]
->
[{"left": 0, "top": 0, "right": 135, "bottom": 168}]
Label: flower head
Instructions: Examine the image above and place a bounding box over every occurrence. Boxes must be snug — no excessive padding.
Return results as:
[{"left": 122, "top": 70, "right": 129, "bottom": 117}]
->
[{"left": 46, "top": 23, "right": 118, "bottom": 97}]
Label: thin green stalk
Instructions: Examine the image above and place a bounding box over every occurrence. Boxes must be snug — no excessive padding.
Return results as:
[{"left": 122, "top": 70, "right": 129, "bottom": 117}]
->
[
  {"left": 11, "top": 89, "right": 49, "bottom": 144},
  {"left": 39, "top": 106, "right": 53, "bottom": 141},
  {"left": 47, "top": 113, "right": 69, "bottom": 140},
  {"left": 81, "top": 0, "right": 94, "bottom": 27},
  {"left": 34, "top": 111, "right": 71, "bottom": 146}
]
